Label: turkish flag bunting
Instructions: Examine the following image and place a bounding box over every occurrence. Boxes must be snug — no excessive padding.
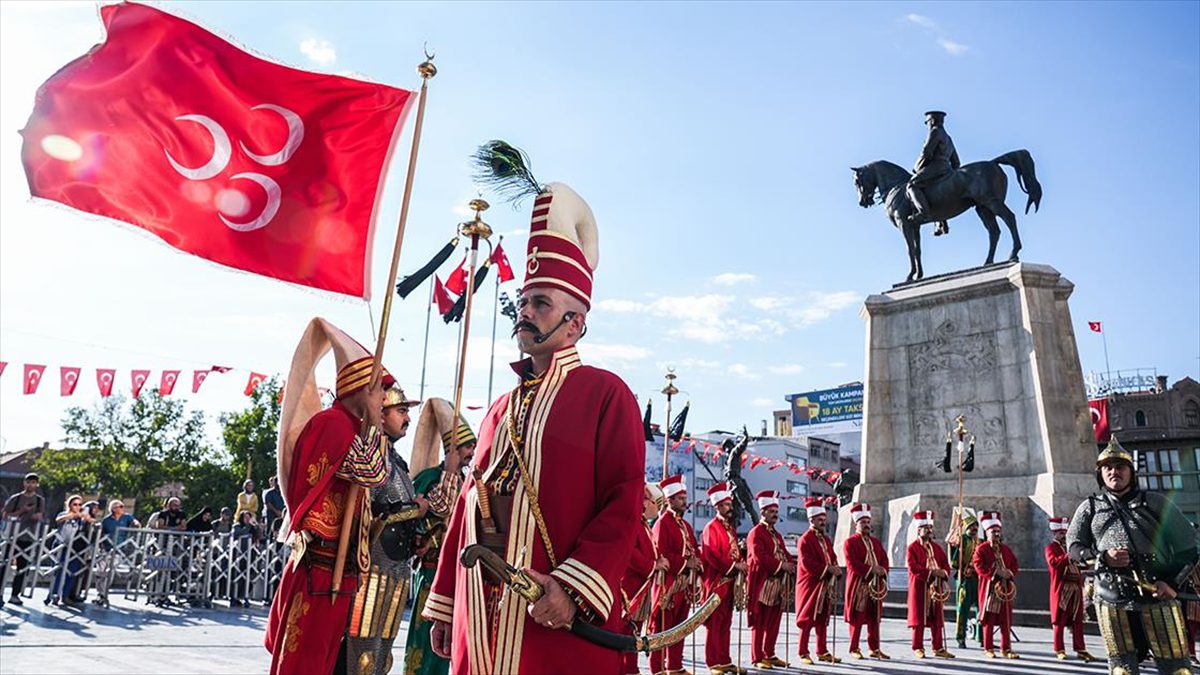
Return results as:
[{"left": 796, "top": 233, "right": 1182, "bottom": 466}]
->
[
  {"left": 192, "top": 370, "right": 210, "bottom": 393},
  {"left": 131, "top": 369, "right": 151, "bottom": 397},
  {"left": 1089, "top": 398, "right": 1110, "bottom": 443},
  {"left": 491, "top": 243, "right": 515, "bottom": 283},
  {"left": 61, "top": 367, "right": 81, "bottom": 396},
  {"left": 1088, "top": 321, "right": 1102, "bottom": 333},
  {"left": 23, "top": 364, "right": 46, "bottom": 395},
  {"left": 244, "top": 372, "right": 267, "bottom": 396},
  {"left": 210, "top": 365, "right": 233, "bottom": 373},
  {"left": 432, "top": 275, "right": 454, "bottom": 316},
  {"left": 20, "top": 3, "right": 414, "bottom": 299},
  {"left": 96, "top": 368, "right": 116, "bottom": 397},
  {"left": 0, "top": 362, "right": 7, "bottom": 377},
  {"left": 444, "top": 258, "right": 469, "bottom": 296},
  {"left": 160, "top": 370, "right": 181, "bottom": 395}
]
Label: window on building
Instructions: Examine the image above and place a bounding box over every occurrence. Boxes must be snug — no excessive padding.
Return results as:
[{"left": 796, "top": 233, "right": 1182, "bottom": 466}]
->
[
  {"left": 786, "top": 480, "right": 809, "bottom": 496},
  {"left": 786, "top": 453, "right": 806, "bottom": 468},
  {"left": 695, "top": 503, "right": 714, "bottom": 520},
  {"left": 786, "top": 506, "right": 806, "bottom": 521},
  {"left": 1135, "top": 410, "right": 1147, "bottom": 427},
  {"left": 1137, "top": 448, "right": 1183, "bottom": 492},
  {"left": 1183, "top": 401, "right": 1199, "bottom": 428},
  {"left": 694, "top": 477, "right": 713, "bottom": 492}
]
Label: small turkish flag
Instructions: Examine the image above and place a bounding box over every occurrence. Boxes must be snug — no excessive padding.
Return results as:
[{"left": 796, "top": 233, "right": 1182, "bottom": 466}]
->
[
  {"left": 61, "top": 367, "right": 81, "bottom": 396},
  {"left": 1089, "top": 398, "right": 1110, "bottom": 443},
  {"left": 0, "top": 362, "right": 7, "bottom": 377},
  {"left": 24, "top": 364, "right": 46, "bottom": 395},
  {"left": 210, "top": 365, "right": 233, "bottom": 374},
  {"left": 20, "top": 3, "right": 414, "bottom": 298},
  {"left": 433, "top": 275, "right": 454, "bottom": 316},
  {"left": 1088, "top": 321, "right": 1102, "bottom": 333},
  {"left": 160, "top": 370, "right": 181, "bottom": 395},
  {"left": 491, "top": 243, "right": 515, "bottom": 283},
  {"left": 244, "top": 372, "right": 267, "bottom": 396},
  {"left": 96, "top": 368, "right": 116, "bottom": 397},
  {"left": 131, "top": 369, "right": 151, "bottom": 397},
  {"left": 444, "top": 258, "right": 469, "bottom": 296},
  {"left": 192, "top": 370, "right": 210, "bottom": 393}
]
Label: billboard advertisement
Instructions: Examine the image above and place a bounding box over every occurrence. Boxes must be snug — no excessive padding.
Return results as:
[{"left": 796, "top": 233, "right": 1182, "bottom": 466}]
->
[{"left": 786, "top": 384, "right": 863, "bottom": 435}]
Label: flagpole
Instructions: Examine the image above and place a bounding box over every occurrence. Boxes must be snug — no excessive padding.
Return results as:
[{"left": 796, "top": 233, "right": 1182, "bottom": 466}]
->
[
  {"left": 1101, "top": 325, "right": 1112, "bottom": 382},
  {"left": 487, "top": 236, "right": 503, "bottom": 404},
  {"left": 450, "top": 200, "right": 492, "bottom": 458},
  {"left": 331, "top": 54, "right": 437, "bottom": 600},
  {"left": 419, "top": 276, "right": 434, "bottom": 401}
]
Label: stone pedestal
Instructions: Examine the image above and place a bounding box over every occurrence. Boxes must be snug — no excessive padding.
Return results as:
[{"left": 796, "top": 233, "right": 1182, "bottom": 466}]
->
[{"left": 837, "top": 262, "right": 1097, "bottom": 570}]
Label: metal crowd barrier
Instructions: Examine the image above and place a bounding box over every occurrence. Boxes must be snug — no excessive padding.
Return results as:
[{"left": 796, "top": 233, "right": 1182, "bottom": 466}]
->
[{"left": 0, "top": 519, "right": 290, "bottom": 607}]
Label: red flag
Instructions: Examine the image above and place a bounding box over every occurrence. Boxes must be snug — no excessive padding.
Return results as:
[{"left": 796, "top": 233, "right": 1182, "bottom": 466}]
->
[
  {"left": 131, "top": 369, "right": 151, "bottom": 397},
  {"left": 0, "top": 362, "right": 7, "bottom": 377},
  {"left": 192, "top": 369, "right": 210, "bottom": 393},
  {"left": 20, "top": 3, "right": 414, "bottom": 299},
  {"left": 96, "top": 368, "right": 116, "bottom": 397},
  {"left": 244, "top": 372, "right": 267, "bottom": 396},
  {"left": 23, "top": 364, "right": 46, "bottom": 395},
  {"left": 444, "top": 258, "right": 469, "bottom": 296},
  {"left": 210, "top": 365, "right": 233, "bottom": 374},
  {"left": 433, "top": 275, "right": 454, "bottom": 316},
  {"left": 1089, "top": 398, "right": 1110, "bottom": 443},
  {"left": 491, "top": 243, "right": 515, "bottom": 283},
  {"left": 60, "top": 367, "right": 81, "bottom": 396},
  {"left": 1088, "top": 321, "right": 1102, "bottom": 333},
  {"left": 160, "top": 370, "right": 181, "bottom": 395}
]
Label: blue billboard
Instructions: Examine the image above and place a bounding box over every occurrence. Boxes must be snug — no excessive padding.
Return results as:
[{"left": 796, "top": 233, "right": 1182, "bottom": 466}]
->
[{"left": 786, "top": 384, "right": 864, "bottom": 433}]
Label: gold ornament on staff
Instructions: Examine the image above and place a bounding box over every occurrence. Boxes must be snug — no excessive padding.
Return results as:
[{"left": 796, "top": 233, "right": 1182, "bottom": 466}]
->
[
  {"left": 661, "top": 369, "right": 678, "bottom": 480},
  {"left": 331, "top": 52, "right": 437, "bottom": 601},
  {"left": 449, "top": 198, "right": 492, "bottom": 454}
]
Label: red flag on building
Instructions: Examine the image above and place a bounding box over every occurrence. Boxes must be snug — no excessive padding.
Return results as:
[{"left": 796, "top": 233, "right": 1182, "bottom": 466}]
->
[
  {"left": 444, "top": 258, "right": 469, "bottom": 296},
  {"left": 23, "top": 364, "right": 46, "bottom": 395},
  {"left": 1089, "top": 398, "right": 1110, "bottom": 443},
  {"left": 491, "top": 243, "right": 515, "bottom": 283},
  {"left": 1088, "top": 321, "right": 1102, "bottom": 333},
  {"left": 131, "top": 369, "right": 151, "bottom": 397},
  {"left": 192, "top": 370, "right": 210, "bottom": 393},
  {"left": 244, "top": 372, "right": 267, "bottom": 396},
  {"left": 160, "top": 370, "right": 181, "bottom": 395},
  {"left": 96, "top": 368, "right": 116, "bottom": 397},
  {"left": 60, "top": 367, "right": 81, "bottom": 396},
  {"left": 432, "top": 275, "right": 454, "bottom": 316},
  {"left": 20, "top": 3, "right": 414, "bottom": 299}
]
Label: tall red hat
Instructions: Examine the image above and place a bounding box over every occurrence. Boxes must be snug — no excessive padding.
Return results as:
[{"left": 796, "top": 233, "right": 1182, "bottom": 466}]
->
[
  {"left": 523, "top": 183, "right": 598, "bottom": 309},
  {"left": 707, "top": 482, "right": 732, "bottom": 506},
  {"left": 913, "top": 510, "right": 935, "bottom": 528},
  {"left": 850, "top": 503, "right": 872, "bottom": 522},
  {"left": 659, "top": 475, "right": 686, "bottom": 499},
  {"left": 1047, "top": 516, "right": 1068, "bottom": 532},
  {"left": 980, "top": 511, "right": 1003, "bottom": 532},
  {"left": 756, "top": 490, "right": 780, "bottom": 509},
  {"left": 805, "top": 496, "right": 826, "bottom": 519}
]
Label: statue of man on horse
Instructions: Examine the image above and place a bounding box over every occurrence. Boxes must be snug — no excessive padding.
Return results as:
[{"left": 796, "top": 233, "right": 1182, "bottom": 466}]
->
[{"left": 852, "top": 110, "right": 1043, "bottom": 283}]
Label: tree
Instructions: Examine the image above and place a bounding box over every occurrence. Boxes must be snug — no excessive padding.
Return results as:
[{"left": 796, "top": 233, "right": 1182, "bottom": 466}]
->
[
  {"left": 37, "top": 390, "right": 215, "bottom": 519},
  {"left": 220, "top": 377, "right": 282, "bottom": 492}
]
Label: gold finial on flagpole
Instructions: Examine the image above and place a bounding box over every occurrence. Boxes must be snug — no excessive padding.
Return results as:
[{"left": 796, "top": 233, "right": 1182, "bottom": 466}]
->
[{"left": 661, "top": 369, "right": 678, "bottom": 480}]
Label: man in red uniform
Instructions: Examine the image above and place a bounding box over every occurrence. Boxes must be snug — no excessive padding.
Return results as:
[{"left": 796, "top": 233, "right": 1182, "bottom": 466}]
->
[
  {"left": 906, "top": 510, "right": 954, "bottom": 659},
  {"left": 264, "top": 318, "right": 394, "bottom": 675},
  {"left": 700, "top": 482, "right": 745, "bottom": 674},
  {"left": 620, "top": 483, "right": 668, "bottom": 675},
  {"left": 794, "top": 497, "right": 841, "bottom": 665},
  {"left": 973, "top": 511, "right": 1020, "bottom": 659},
  {"left": 1045, "top": 516, "right": 1096, "bottom": 662},
  {"left": 422, "top": 175, "right": 646, "bottom": 675},
  {"left": 746, "top": 490, "right": 794, "bottom": 670},
  {"left": 843, "top": 503, "right": 890, "bottom": 660},
  {"left": 650, "top": 475, "right": 702, "bottom": 675}
]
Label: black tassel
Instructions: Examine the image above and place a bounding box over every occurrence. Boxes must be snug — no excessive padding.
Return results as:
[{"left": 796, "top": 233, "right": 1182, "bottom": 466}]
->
[
  {"left": 963, "top": 438, "right": 976, "bottom": 472},
  {"left": 643, "top": 400, "right": 654, "bottom": 442},
  {"left": 443, "top": 262, "right": 492, "bottom": 323},
  {"left": 396, "top": 236, "right": 459, "bottom": 299},
  {"left": 471, "top": 140, "right": 542, "bottom": 205},
  {"left": 669, "top": 402, "right": 690, "bottom": 441},
  {"left": 937, "top": 436, "right": 953, "bottom": 473}
]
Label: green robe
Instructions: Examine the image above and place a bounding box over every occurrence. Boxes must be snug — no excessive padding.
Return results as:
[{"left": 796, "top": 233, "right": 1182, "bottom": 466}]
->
[
  {"left": 951, "top": 540, "right": 980, "bottom": 642},
  {"left": 404, "top": 464, "right": 450, "bottom": 675}
]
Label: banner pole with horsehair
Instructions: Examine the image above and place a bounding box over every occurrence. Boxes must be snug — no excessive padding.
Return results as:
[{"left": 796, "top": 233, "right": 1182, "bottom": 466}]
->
[
  {"left": 449, "top": 200, "right": 493, "bottom": 462},
  {"left": 486, "top": 235, "right": 503, "bottom": 403},
  {"left": 418, "top": 270, "right": 434, "bottom": 400},
  {"left": 330, "top": 53, "right": 436, "bottom": 600},
  {"left": 659, "top": 370, "right": 679, "bottom": 670}
]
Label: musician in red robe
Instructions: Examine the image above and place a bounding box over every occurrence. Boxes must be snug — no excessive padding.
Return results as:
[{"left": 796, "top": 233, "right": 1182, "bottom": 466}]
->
[
  {"left": 650, "top": 475, "right": 702, "bottom": 675},
  {"left": 700, "top": 482, "right": 745, "bottom": 674},
  {"left": 264, "top": 318, "right": 393, "bottom": 675},
  {"left": 1045, "top": 516, "right": 1096, "bottom": 662},
  {"left": 906, "top": 510, "right": 954, "bottom": 659},
  {"left": 421, "top": 175, "right": 646, "bottom": 675},
  {"left": 746, "top": 490, "right": 795, "bottom": 670},
  {"left": 794, "top": 497, "right": 841, "bottom": 665},
  {"left": 620, "top": 483, "right": 668, "bottom": 675},
  {"left": 843, "top": 503, "right": 890, "bottom": 660},
  {"left": 973, "top": 512, "right": 1020, "bottom": 659}
]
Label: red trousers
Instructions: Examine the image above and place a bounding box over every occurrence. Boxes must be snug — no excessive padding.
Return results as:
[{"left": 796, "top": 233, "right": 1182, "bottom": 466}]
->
[
  {"left": 981, "top": 613, "right": 1012, "bottom": 651},
  {"left": 704, "top": 596, "right": 733, "bottom": 666},
  {"left": 798, "top": 616, "right": 831, "bottom": 656},
  {"left": 649, "top": 601, "right": 689, "bottom": 673},
  {"left": 1052, "top": 617, "right": 1086, "bottom": 652},
  {"left": 750, "top": 604, "right": 783, "bottom": 663},
  {"left": 849, "top": 621, "right": 881, "bottom": 652},
  {"left": 910, "top": 624, "right": 945, "bottom": 651}
]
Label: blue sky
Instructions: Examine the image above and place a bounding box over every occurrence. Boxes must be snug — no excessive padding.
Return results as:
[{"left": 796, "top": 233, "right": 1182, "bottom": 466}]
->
[{"left": 1, "top": 1, "right": 1197, "bottom": 457}]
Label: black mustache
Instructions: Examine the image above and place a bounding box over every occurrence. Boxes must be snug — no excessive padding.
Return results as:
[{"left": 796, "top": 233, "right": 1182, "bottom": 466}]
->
[{"left": 512, "top": 320, "right": 539, "bottom": 337}]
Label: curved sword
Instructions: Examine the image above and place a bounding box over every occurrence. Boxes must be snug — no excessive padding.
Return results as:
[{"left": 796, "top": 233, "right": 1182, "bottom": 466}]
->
[{"left": 461, "top": 544, "right": 720, "bottom": 653}]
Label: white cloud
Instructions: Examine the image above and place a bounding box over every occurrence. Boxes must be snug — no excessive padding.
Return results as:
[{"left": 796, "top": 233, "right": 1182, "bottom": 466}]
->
[
  {"left": 768, "top": 363, "right": 805, "bottom": 375},
  {"left": 750, "top": 397, "right": 776, "bottom": 408},
  {"left": 578, "top": 343, "right": 651, "bottom": 369},
  {"left": 727, "top": 363, "right": 760, "bottom": 380},
  {"left": 790, "top": 291, "right": 861, "bottom": 325},
  {"left": 906, "top": 13, "right": 937, "bottom": 29},
  {"left": 904, "top": 14, "right": 969, "bottom": 57},
  {"left": 749, "top": 296, "right": 788, "bottom": 311},
  {"left": 299, "top": 38, "right": 337, "bottom": 66},
  {"left": 711, "top": 272, "right": 756, "bottom": 287},
  {"left": 597, "top": 299, "right": 645, "bottom": 313},
  {"left": 828, "top": 361, "right": 849, "bottom": 368},
  {"left": 658, "top": 357, "right": 722, "bottom": 372},
  {"left": 938, "top": 38, "right": 969, "bottom": 56}
]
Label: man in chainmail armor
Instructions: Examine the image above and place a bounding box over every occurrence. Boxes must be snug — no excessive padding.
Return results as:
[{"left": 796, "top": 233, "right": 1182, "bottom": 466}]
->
[{"left": 1067, "top": 435, "right": 1197, "bottom": 675}]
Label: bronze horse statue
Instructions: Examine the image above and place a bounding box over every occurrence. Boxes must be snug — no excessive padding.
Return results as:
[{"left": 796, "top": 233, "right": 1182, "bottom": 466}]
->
[{"left": 851, "top": 150, "right": 1042, "bottom": 282}]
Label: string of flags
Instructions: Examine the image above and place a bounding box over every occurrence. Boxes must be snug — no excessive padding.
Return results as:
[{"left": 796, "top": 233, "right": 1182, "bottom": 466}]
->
[
  {"left": 0, "top": 361, "right": 271, "bottom": 398},
  {"left": 664, "top": 433, "right": 845, "bottom": 482},
  {"left": 681, "top": 491, "right": 840, "bottom": 510}
]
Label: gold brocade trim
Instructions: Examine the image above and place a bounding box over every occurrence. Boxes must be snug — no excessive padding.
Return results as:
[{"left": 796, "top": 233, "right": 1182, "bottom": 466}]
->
[
  {"left": 283, "top": 591, "right": 311, "bottom": 655},
  {"left": 307, "top": 452, "right": 332, "bottom": 487},
  {"left": 301, "top": 491, "right": 345, "bottom": 540}
]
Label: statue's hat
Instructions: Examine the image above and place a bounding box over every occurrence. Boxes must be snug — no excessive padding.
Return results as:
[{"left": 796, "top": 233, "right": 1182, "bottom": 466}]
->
[{"left": 924, "top": 110, "right": 947, "bottom": 120}]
